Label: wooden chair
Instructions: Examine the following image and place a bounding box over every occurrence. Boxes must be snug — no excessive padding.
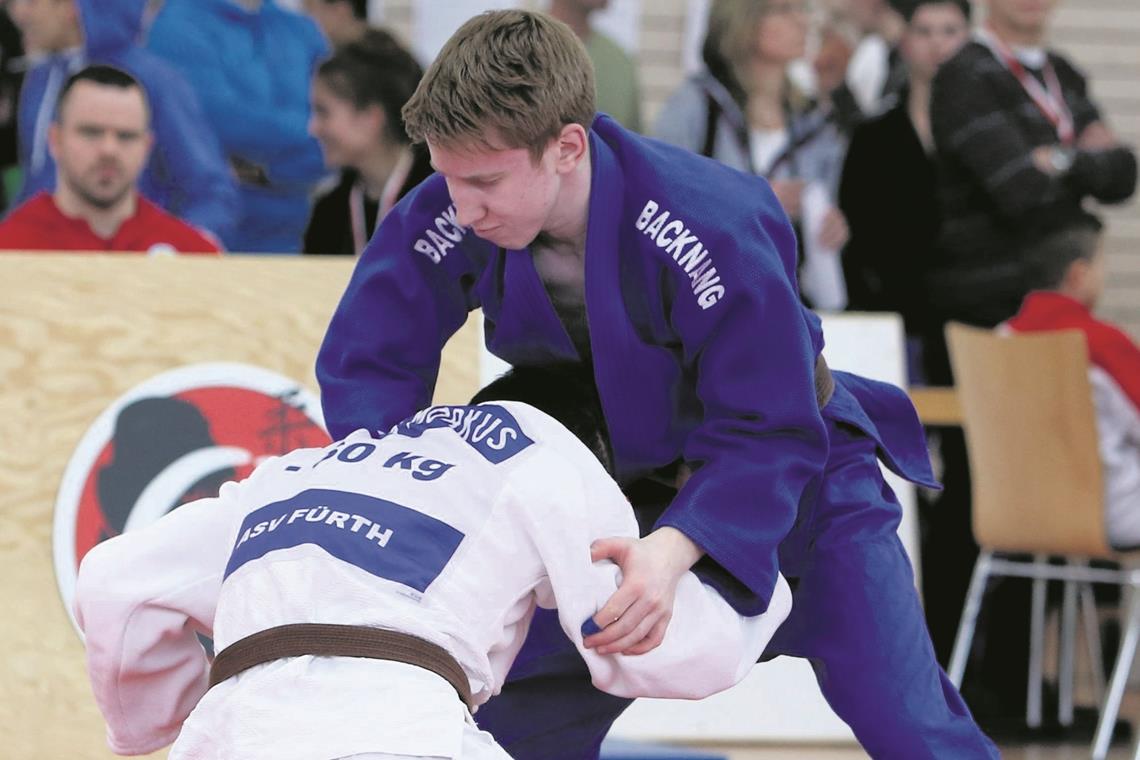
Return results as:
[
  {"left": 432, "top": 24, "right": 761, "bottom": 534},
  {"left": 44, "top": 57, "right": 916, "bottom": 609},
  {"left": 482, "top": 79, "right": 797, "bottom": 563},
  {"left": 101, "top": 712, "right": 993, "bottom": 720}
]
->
[{"left": 944, "top": 322, "right": 1140, "bottom": 760}]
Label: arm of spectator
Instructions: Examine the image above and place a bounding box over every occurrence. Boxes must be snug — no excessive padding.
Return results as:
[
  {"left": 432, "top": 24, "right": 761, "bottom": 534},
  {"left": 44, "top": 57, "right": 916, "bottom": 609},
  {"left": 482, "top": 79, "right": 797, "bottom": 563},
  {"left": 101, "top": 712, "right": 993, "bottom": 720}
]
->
[
  {"left": 1067, "top": 123, "right": 1138, "bottom": 204},
  {"left": 145, "top": 62, "right": 240, "bottom": 244},
  {"left": 931, "top": 61, "right": 1075, "bottom": 225},
  {"left": 650, "top": 79, "right": 711, "bottom": 153}
]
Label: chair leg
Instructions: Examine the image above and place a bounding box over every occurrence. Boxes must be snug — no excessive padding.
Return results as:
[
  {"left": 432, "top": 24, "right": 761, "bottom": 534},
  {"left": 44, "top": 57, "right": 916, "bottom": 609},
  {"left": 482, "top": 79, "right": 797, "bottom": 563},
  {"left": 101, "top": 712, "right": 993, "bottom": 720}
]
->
[
  {"left": 1093, "top": 584, "right": 1140, "bottom": 760},
  {"left": 949, "top": 550, "right": 994, "bottom": 687},
  {"left": 1028, "top": 554, "right": 1048, "bottom": 728},
  {"left": 1059, "top": 577, "right": 1078, "bottom": 726},
  {"left": 1082, "top": 581, "right": 1106, "bottom": 705}
]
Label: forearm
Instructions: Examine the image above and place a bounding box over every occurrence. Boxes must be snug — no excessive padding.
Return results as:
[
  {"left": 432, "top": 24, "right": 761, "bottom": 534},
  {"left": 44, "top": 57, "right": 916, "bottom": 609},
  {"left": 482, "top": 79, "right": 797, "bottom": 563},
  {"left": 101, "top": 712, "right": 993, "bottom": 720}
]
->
[{"left": 1067, "top": 146, "right": 1138, "bottom": 204}]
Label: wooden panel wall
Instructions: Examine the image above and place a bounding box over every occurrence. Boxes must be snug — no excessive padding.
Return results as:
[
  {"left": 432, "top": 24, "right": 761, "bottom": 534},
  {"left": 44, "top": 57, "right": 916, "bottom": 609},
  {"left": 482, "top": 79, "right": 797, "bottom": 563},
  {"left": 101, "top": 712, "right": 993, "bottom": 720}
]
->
[{"left": 0, "top": 255, "right": 480, "bottom": 757}]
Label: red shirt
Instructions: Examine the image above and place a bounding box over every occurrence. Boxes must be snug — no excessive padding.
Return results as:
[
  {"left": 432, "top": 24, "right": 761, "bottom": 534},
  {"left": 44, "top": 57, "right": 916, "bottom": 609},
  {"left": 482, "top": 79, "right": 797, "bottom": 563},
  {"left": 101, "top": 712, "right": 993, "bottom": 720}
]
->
[
  {"left": 0, "top": 192, "right": 221, "bottom": 254},
  {"left": 1007, "top": 290, "right": 1140, "bottom": 411}
]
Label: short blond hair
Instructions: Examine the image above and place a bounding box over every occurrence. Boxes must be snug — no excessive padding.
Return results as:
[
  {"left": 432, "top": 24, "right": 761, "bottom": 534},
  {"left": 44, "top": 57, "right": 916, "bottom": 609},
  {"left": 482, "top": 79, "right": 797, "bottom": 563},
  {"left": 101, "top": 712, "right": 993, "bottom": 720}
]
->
[{"left": 402, "top": 10, "right": 596, "bottom": 161}]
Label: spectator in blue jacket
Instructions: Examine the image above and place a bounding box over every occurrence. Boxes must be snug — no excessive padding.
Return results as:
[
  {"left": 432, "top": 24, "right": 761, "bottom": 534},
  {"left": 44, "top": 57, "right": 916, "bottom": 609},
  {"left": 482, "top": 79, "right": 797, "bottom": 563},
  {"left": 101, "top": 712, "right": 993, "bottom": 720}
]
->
[
  {"left": 8, "top": 0, "right": 237, "bottom": 245},
  {"left": 146, "top": 0, "right": 330, "bottom": 253}
]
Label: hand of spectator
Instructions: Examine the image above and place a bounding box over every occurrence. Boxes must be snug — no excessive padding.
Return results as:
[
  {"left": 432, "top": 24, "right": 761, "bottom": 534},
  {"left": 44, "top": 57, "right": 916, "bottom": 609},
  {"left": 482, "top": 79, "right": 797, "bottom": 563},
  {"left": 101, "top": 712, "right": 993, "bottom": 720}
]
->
[
  {"left": 817, "top": 207, "right": 849, "bottom": 250},
  {"left": 1032, "top": 146, "right": 1060, "bottom": 176},
  {"left": 1078, "top": 122, "right": 1118, "bottom": 151},
  {"left": 231, "top": 156, "right": 271, "bottom": 187},
  {"left": 583, "top": 527, "right": 704, "bottom": 656},
  {"left": 770, "top": 179, "right": 806, "bottom": 219}
]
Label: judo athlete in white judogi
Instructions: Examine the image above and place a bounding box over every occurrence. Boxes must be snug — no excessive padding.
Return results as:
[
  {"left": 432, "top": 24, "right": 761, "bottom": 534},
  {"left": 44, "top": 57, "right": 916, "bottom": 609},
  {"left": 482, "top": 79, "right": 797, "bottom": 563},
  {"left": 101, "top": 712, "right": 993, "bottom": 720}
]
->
[{"left": 75, "top": 367, "right": 793, "bottom": 759}]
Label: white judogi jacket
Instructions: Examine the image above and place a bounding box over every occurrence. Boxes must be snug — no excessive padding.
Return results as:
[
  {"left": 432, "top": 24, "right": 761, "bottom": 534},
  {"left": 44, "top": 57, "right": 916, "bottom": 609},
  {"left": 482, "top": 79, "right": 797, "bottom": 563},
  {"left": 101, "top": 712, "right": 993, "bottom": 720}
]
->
[{"left": 75, "top": 401, "right": 792, "bottom": 759}]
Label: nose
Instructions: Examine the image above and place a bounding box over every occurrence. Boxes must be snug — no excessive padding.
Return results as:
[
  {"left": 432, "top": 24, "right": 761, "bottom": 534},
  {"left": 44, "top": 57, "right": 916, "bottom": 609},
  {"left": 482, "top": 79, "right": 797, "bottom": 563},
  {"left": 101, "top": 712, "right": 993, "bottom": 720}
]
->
[{"left": 448, "top": 183, "right": 485, "bottom": 228}]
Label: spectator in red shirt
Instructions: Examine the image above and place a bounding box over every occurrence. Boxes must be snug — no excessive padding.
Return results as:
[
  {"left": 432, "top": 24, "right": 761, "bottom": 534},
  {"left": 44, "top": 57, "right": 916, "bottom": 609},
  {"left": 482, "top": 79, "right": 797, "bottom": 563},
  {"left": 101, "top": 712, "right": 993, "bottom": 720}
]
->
[
  {"left": 0, "top": 64, "right": 219, "bottom": 254},
  {"left": 1007, "top": 213, "right": 1140, "bottom": 547}
]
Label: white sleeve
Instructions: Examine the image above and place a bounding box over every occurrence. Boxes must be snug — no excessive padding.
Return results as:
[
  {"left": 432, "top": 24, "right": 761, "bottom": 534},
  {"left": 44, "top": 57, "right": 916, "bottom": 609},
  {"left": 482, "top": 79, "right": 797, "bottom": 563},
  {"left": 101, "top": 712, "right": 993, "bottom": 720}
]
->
[
  {"left": 74, "top": 479, "right": 244, "bottom": 755},
  {"left": 513, "top": 440, "right": 793, "bottom": 700}
]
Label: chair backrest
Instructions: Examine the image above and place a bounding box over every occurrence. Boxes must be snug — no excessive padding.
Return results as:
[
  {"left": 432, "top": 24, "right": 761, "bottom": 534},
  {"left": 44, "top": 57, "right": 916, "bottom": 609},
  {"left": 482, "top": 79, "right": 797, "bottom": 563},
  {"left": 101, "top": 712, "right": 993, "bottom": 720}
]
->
[{"left": 946, "top": 322, "right": 1110, "bottom": 557}]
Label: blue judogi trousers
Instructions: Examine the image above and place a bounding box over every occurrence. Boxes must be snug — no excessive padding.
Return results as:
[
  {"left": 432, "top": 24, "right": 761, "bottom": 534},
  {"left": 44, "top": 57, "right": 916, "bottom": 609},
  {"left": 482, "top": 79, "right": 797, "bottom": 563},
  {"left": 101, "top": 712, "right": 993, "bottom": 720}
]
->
[{"left": 476, "top": 419, "right": 999, "bottom": 759}]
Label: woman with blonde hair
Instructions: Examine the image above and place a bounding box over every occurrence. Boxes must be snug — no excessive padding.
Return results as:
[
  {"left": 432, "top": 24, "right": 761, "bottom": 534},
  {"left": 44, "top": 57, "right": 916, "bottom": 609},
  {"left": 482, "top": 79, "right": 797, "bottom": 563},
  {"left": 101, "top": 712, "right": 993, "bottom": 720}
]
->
[{"left": 654, "top": 0, "right": 849, "bottom": 309}]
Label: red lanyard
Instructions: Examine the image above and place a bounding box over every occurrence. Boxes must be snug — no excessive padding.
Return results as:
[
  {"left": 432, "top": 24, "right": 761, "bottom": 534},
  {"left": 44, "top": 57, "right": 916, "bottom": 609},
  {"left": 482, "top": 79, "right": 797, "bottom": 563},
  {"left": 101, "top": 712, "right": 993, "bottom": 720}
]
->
[
  {"left": 348, "top": 150, "right": 414, "bottom": 255},
  {"left": 978, "top": 27, "right": 1075, "bottom": 145}
]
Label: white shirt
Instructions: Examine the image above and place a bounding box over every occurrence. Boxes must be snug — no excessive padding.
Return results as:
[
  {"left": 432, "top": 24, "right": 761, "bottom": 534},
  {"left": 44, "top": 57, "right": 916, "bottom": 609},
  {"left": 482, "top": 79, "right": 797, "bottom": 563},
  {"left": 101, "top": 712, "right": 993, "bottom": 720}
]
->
[{"left": 75, "top": 401, "right": 792, "bottom": 759}]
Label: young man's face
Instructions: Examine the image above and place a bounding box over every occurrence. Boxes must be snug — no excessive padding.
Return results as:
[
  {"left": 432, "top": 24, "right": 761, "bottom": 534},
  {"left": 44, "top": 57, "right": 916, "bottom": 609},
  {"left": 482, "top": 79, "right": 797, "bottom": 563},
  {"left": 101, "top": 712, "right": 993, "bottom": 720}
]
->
[
  {"left": 49, "top": 81, "right": 153, "bottom": 210},
  {"left": 902, "top": 3, "right": 970, "bottom": 82},
  {"left": 428, "top": 137, "right": 565, "bottom": 251}
]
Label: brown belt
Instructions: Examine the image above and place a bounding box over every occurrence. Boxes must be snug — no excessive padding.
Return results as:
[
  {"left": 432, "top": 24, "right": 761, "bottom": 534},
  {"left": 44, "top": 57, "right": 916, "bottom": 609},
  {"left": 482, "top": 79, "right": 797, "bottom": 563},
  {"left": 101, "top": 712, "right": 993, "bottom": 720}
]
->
[
  {"left": 208, "top": 623, "right": 473, "bottom": 711},
  {"left": 815, "top": 354, "right": 835, "bottom": 409}
]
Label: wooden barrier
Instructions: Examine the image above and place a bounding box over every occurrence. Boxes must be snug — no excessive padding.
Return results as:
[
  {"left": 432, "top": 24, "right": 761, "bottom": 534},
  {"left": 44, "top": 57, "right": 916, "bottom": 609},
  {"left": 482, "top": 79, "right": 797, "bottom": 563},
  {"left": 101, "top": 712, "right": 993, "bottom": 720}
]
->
[{"left": 0, "top": 254, "right": 481, "bottom": 757}]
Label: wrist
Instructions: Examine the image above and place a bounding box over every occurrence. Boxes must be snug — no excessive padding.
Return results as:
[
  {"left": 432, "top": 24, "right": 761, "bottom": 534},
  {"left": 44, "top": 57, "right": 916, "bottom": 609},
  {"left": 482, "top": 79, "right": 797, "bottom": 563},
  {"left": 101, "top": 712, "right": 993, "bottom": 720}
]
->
[
  {"left": 651, "top": 526, "right": 705, "bottom": 571},
  {"left": 1050, "top": 146, "right": 1076, "bottom": 174}
]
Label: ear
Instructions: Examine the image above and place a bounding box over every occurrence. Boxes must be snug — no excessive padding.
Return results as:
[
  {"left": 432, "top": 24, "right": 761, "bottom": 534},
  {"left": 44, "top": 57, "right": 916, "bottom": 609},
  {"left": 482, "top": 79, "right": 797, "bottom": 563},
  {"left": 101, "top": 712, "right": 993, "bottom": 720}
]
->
[
  {"left": 554, "top": 123, "right": 589, "bottom": 175},
  {"left": 1062, "top": 258, "right": 1090, "bottom": 290},
  {"left": 142, "top": 129, "right": 156, "bottom": 161},
  {"left": 366, "top": 103, "right": 389, "bottom": 139}
]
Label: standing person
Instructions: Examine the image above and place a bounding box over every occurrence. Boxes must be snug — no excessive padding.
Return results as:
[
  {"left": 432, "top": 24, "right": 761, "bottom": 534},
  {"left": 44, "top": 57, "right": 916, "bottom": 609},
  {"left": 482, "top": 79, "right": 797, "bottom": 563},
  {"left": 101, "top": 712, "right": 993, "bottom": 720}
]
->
[
  {"left": 146, "top": 0, "right": 329, "bottom": 254},
  {"left": 304, "top": 34, "right": 433, "bottom": 256},
  {"left": 0, "top": 65, "right": 219, "bottom": 253},
  {"left": 653, "top": 0, "right": 850, "bottom": 310},
  {"left": 317, "top": 10, "right": 998, "bottom": 759},
  {"left": 929, "top": 0, "right": 1136, "bottom": 338},
  {"left": 74, "top": 366, "right": 792, "bottom": 758},
  {"left": 840, "top": 0, "right": 971, "bottom": 377},
  {"left": 6, "top": 0, "right": 236, "bottom": 245},
  {"left": 302, "top": 0, "right": 376, "bottom": 49},
  {"left": 842, "top": 0, "right": 906, "bottom": 116},
  {"left": 926, "top": 0, "right": 1135, "bottom": 727},
  {"left": 549, "top": 0, "right": 641, "bottom": 131}
]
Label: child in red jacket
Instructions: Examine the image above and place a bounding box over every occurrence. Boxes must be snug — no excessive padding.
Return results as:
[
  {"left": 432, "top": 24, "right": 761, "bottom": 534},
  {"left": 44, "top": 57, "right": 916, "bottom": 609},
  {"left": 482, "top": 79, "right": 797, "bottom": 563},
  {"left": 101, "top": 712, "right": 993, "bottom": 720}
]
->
[{"left": 1007, "top": 213, "right": 1140, "bottom": 547}]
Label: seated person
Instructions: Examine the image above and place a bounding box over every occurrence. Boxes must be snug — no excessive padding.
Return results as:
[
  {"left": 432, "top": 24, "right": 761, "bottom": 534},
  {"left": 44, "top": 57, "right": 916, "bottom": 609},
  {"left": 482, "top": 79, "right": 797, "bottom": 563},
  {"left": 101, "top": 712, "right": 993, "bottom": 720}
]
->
[
  {"left": 74, "top": 365, "right": 792, "bottom": 758},
  {"left": 305, "top": 34, "right": 434, "bottom": 256},
  {"left": 0, "top": 65, "right": 219, "bottom": 254},
  {"left": 1006, "top": 214, "right": 1140, "bottom": 548}
]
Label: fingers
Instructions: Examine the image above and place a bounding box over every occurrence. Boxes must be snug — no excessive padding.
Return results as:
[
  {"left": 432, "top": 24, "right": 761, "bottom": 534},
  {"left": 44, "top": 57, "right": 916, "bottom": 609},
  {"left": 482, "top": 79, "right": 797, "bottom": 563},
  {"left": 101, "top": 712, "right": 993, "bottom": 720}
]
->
[
  {"left": 599, "top": 607, "right": 672, "bottom": 656},
  {"left": 582, "top": 584, "right": 640, "bottom": 646},
  {"left": 623, "top": 617, "right": 671, "bottom": 656},
  {"left": 590, "top": 537, "right": 632, "bottom": 564}
]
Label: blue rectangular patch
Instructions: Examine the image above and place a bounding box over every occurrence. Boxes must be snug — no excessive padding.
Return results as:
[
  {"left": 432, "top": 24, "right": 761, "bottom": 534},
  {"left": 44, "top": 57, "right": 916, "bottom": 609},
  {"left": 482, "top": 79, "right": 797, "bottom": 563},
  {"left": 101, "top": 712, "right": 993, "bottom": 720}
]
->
[
  {"left": 224, "top": 488, "right": 464, "bottom": 593},
  {"left": 395, "top": 404, "right": 534, "bottom": 464}
]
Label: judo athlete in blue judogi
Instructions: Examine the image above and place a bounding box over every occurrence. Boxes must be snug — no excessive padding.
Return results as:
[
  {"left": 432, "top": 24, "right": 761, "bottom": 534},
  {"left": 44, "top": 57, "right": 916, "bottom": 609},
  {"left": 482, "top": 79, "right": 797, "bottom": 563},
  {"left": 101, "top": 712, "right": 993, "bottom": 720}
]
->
[{"left": 317, "top": 10, "right": 999, "bottom": 760}]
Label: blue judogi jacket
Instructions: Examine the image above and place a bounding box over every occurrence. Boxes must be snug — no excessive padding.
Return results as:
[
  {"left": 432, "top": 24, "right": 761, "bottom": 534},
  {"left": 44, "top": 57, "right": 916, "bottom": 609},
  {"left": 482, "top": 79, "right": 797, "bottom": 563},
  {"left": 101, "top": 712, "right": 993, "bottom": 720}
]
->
[{"left": 318, "top": 115, "right": 935, "bottom": 615}]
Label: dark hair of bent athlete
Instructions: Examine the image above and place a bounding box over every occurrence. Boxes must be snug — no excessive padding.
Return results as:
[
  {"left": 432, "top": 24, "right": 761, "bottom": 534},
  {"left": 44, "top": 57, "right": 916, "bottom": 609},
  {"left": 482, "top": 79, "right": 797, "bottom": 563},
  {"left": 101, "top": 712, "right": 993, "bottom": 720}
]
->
[{"left": 471, "top": 363, "right": 614, "bottom": 477}]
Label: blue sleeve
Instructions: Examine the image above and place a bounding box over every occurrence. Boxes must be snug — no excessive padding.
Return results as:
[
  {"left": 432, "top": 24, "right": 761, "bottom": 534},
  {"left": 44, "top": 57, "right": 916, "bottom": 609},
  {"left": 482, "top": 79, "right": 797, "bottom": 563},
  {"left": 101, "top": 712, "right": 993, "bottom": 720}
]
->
[
  {"left": 14, "top": 65, "right": 52, "bottom": 206},
  {"left": 654, "top": 180, "right": 829, "bottom": 615},
  {"left": 146, "top": 11, "right": 327, "bottom": 189},
  {"left": 317, "top": 177, "right": 487, "bottom": 438},
  {"left": 142, "top": 60, "right": 240, "bottom": 242}
]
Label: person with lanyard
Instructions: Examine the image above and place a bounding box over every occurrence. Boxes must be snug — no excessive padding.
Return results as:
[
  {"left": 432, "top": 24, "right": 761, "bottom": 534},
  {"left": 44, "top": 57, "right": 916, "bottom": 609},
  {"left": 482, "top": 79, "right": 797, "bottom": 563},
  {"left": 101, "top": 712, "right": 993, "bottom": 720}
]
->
[
  {"left": 652, "top": 0, "right": 850, "bottom": 310},
  {"left": 305, "top": 33, "right": 434, "bottom": 256},
  {"left": 925, "top": 0, "right": 1137, "bottom": 732}
]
